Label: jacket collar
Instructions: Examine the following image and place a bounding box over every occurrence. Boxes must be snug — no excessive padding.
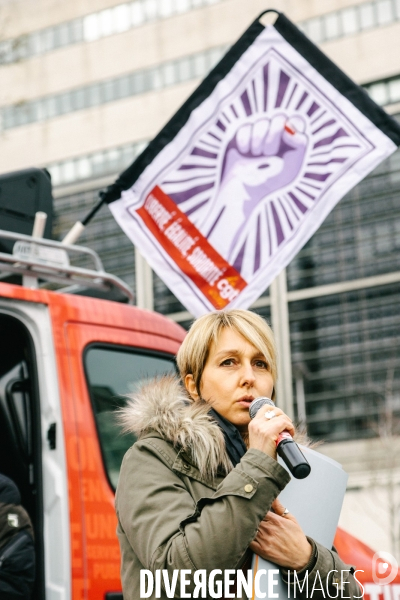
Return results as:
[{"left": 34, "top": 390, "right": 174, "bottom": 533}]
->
[{"left": 119, "top": 375, "right": 233, "bottom": 478}]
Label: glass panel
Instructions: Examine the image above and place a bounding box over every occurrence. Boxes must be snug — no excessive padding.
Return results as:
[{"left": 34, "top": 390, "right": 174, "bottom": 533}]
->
[
  {"left": 132, "top": 70, "right": 147, "bottom": 94},
  {"left": 388, "top": 78, "right": 400, "bottom": 103},
  {"left": 341, "top": 7, "right": 359, "bottom": 34},
  {"left": 289, "top": 284, "right": 400, "bottom": 442},
  {"left": 52, "top": 25, "right": 62, "bottom": 49},
  {"left": 59, "top": 92, "right": 72, "bottom": 114},
  {"left": 2, "top": 108, "right": 12, "bottom": 129},
  {"left": 177, "top": 56, "right": 192, "bottom": 81},
  {"left": 99, "top": 9, "right": 114, "bottom": 37},
  {"left": 105, "top": 148, "right": 121, "bottom": 172},
  {"left": 153, "top": 271, "right": 187, "bottom": 313},
  {"left": 161, "top": 61, "right": 177, "bottom": 86},
  {"left": 71, "top": 87, "right": 87, "bottom": 110},
  {"left": 131, "top": 1, "right": 145, "bottom": 25},
  {"left": 76, "top": 156, "right": 92, "bottom": 179},
  {"left": 324, "top": 12, "right": 341, "bottom": 39},
  {"left": 28, "top": 33, "right": 40, "bottom": 55},
  {"left": 176, "top": 0, "right": 191, "bottom": 13},
  {"left": 88, "top": 83, "right": 102, "bottom": 107},
  {"left": 83, "top": 14, "right": 100, "bottom": 42},
  {"left": 159, "top": 0, "right": 174, "bottom": 18},
  {"left": 193, "top": 51, "right": 207, "bottom": 77},
  {"left": 376, "top": 0, "right": 394, "bottom": 24},
  {"left": 143, "top": 0, "right": 158, "bottom": 20},
  {"left": 306, "top": 17, "right": 323, "bottom": 43},
  {"left": 36, "top": 100, "right": 47, "bottom": 121},
  {"left": 42, "top": 27, "right": 55, "bottom": 52},
  {"left": 61, "top": 160, "right": 75, "bottom": 183},
  {"left": 359, "top": 3, "right": 375, "bottom": 29},
  {"left": 29, "top": 100, "right": 40, "bottom": 123},
  {"left": 12, "top": 106, "right": 22, "bottom": 127},
  {"left": 1, "top": 40, "right": 13, "bottom": 63},
  {"left": 70, "top": 19, "right": 84, "bottom": 44},
  {"left": 85, "top": 347, "right": 176, "bottom": 487},
  {"left": 92, "top": 152, "right": 105, "bottom": 175},
  {"left": 117, "top": 75, "right": 132, "bottom": 98},
  {"left": 368, "top": 81, "right": 389, "bottom": 105},
  {"left": 36, "top": 31, "right": 46, "bottom": 54},
  {"left": 103, "top": 79, "right": 117, "bottom": 103},
  {"left": 114, "top": 4, "right": 131, "bottom": 32},
  {"left": 148, "top": 66, "right": 163, "bottom": 90},
  {"left": 14, "top": 36, "right": 29, "bottom": 60},
  {"left": 46, "top": 96, "right": 57, "bottom": 118},
  {"left": 286, "top": 145, "right": 400, "bottom": 290},
  {"left": 58, "top": 23, "right": 70, "bottom": 47},
  {"left": 208, "top": 46, "right": 224, "bottom": 68},
  {"left": 122, "top": 144, "right": 137, "bottom": 167},
  {"left": 49, "top": 164, "right": 61, "bottom": 187}
]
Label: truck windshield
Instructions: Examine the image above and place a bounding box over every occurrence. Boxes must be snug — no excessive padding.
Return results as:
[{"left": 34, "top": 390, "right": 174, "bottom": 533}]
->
[{"left": 85, "top": 346, "right": 176, "bottom": 488}]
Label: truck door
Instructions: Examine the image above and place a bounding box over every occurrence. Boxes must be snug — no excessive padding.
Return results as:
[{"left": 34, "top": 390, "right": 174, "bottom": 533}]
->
[
  {"left": 64, "top": 322, "right": 179, "bottom": 600},
  {"left": 0, "top": 306, "right": 70, "bottom": 600}
]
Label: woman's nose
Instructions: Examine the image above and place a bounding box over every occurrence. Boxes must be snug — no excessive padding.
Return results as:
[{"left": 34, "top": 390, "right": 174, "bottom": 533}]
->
[{"left": 240, "top": 362, "right": 256, "bottom": 386}]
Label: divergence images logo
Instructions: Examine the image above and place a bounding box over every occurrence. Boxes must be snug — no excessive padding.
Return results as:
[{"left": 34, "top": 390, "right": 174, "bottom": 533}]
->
[{"left": 372, "top": 551, "right": 398, "bottom": 585}]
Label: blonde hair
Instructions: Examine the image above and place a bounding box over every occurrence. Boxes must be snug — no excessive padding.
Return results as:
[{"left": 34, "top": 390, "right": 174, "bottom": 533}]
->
[{"left": 176, "top": 309, "right": 277, "bottom": 399}]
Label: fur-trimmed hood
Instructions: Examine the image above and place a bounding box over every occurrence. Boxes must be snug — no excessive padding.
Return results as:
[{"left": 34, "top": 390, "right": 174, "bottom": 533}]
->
[{"left": 119, "top": 375, "right": 233, "bottom": 478}]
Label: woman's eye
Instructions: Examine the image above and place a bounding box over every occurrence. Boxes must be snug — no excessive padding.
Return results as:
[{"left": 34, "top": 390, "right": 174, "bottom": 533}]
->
[
  {"left": 254, "top": 360, "right": 269, "bottom": 369},
  {"left": 220, "top": 358, "right": 235, "bottom": 366}
]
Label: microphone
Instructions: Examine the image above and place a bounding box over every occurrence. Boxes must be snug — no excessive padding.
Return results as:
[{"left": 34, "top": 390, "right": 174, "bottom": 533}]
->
[{"left": 249, "top": 397, "right": 311, "bottom": 479}]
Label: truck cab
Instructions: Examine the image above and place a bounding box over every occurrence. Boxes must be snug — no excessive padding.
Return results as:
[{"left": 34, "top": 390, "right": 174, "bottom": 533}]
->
[{"left": 0, "top": 228, "right": 185, "bottom": 600}]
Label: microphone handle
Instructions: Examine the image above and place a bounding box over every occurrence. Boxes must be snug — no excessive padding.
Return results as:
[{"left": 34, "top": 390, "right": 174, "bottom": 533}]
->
[{"left": 249, "top": 397, "right": 311, "bottom": 480}]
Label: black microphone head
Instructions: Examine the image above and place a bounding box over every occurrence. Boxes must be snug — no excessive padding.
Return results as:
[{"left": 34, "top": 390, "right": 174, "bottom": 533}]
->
[{"left": 249, "top": 396, "right": 275, "bottom": 419}]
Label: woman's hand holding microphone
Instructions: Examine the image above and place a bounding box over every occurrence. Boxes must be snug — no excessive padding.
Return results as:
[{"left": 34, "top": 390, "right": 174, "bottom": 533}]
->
[
  {"left": 248, "top": 406, "right": 313, "bottom": 570},
  {"left": 248, "top": 405, "right": 294, "bottom": 459}
]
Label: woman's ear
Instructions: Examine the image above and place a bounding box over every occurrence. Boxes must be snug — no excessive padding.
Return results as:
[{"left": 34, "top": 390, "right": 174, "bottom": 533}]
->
[{"left": 185, "top": 374, "right": 200, "bottom": 401}]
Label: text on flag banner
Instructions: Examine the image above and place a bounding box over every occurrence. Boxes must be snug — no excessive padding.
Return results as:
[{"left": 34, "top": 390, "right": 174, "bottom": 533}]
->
[{"left": 135, "top": 186, "right": 248, "bottom": 309}]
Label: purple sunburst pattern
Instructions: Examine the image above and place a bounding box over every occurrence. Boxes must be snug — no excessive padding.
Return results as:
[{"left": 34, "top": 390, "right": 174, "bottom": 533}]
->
[{"left": 158, "top": 48, "right": 369, "bottom": 281}]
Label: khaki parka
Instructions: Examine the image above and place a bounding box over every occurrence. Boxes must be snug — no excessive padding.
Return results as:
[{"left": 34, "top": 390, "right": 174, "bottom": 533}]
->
[{"left": 115, "top": 376, "right": 362, "bottom": 600}]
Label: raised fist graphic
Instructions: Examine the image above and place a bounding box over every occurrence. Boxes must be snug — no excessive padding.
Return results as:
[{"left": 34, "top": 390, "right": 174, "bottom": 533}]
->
[{"left": 199, "top": 114, "right": 308, "bottom": 262}]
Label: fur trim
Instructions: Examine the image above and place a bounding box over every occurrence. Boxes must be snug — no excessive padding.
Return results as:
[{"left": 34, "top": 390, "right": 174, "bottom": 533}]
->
[{"left": 118, "top": 376, "right": 232, "bottom": 478}]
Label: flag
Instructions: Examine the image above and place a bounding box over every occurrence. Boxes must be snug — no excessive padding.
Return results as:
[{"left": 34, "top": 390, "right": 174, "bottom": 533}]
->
[{"left": 104, "top": 11, "right": 400, "bottom": 316}]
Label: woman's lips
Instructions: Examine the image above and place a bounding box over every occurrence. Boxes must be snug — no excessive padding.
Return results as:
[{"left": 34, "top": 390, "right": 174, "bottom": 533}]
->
[{"left": 237, "top": 398, "right": 254, "bottom": 407}]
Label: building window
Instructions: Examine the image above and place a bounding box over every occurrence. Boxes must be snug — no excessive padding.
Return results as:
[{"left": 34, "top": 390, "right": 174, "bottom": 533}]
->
[
  {"left": 364, "top": 74, "right": 400, "bottom": 106},
  {"left": 0, "top": 45, "right": 228, "bottom": 131},
  {"left": 0, "top": 0, "right": 228, "bottom": 66},
  {"left": 300, "top": 0, "right": 400, "bottom": 45}
]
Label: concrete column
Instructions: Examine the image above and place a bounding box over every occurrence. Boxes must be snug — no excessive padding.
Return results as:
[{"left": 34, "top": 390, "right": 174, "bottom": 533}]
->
[
  {"left": 134, "top": 248, "right": 154, "bottom": 310},
  {"left": 269, "top": 269, "right": 294, "bottom": 419}
]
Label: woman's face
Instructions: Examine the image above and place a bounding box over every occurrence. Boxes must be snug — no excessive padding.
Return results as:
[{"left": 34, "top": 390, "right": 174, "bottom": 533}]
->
[{"left": 186, "top": 327, "right": 274, "bottom": 432}]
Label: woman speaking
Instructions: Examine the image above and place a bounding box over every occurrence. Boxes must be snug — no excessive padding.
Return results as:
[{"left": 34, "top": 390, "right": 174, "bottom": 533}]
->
[{"left": 115, "top": 309, "right": 360, "bottom": 599}]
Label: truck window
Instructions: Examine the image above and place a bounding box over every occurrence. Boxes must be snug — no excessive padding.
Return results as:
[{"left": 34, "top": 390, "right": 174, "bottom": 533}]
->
[{"left": 85, "top": 346, "right": 176, "bottom": 488}]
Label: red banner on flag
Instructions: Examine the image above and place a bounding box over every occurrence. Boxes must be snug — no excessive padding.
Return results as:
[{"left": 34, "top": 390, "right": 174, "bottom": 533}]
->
[{"left": 136, "top": 186, "right": 247, "bottom": 309}]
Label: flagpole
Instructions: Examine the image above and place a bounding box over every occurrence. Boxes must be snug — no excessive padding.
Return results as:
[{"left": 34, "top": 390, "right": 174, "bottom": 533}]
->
[{"left": 61, "top": 192, "right": 106, "bottom": 246}]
